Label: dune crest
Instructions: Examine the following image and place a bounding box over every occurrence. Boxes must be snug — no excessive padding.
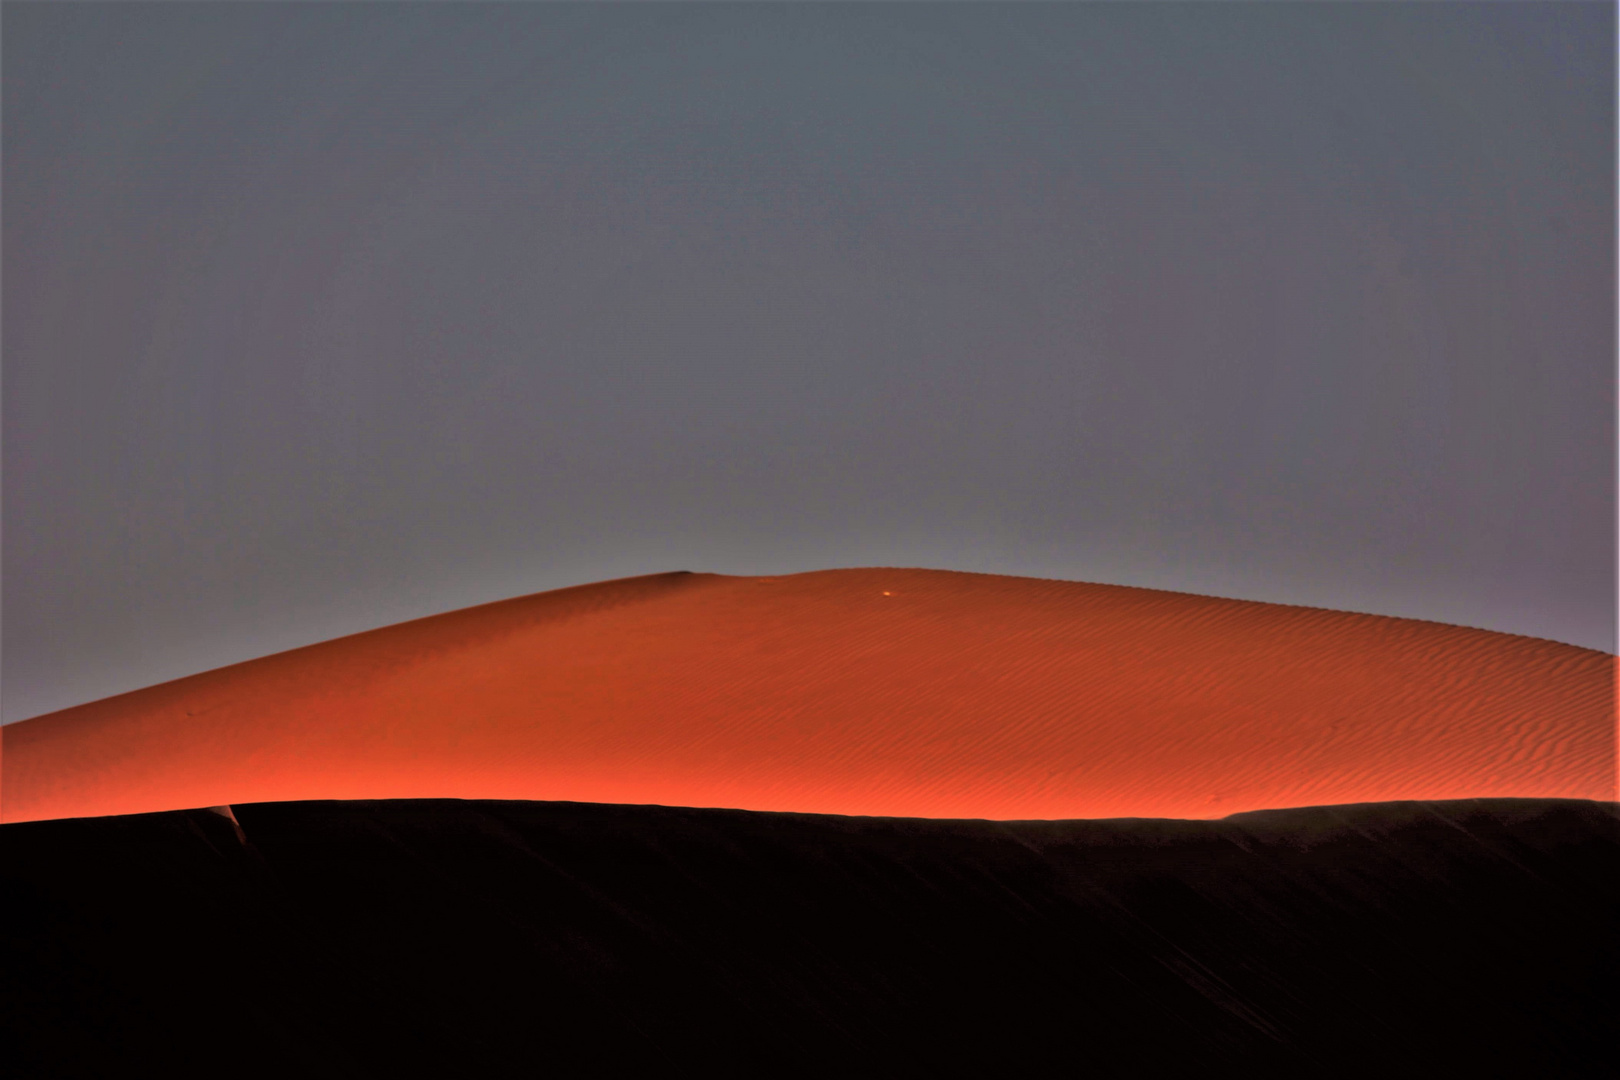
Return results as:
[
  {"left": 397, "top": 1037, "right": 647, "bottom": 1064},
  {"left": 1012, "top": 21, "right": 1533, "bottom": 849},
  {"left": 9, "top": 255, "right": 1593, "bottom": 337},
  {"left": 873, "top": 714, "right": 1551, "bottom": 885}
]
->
[{"left": 2, "top": 568, "right": 1614, "bottom": 823}]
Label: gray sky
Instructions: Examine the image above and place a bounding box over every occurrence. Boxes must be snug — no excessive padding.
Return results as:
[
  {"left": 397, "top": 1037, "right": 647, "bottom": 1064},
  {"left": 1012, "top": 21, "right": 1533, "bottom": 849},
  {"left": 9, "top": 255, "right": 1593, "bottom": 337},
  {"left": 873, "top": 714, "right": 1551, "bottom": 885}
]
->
[{"left": 4, "top": 2, "right": 1614, "bottom": 723}]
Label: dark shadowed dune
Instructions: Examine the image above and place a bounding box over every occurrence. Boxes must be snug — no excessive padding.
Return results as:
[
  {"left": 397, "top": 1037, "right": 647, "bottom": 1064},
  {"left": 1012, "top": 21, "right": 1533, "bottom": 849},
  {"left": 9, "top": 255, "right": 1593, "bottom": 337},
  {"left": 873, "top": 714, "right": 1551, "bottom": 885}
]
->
[
  {"left": 5, "top": 797, "right": 1616, "bottom": 1076},
  {"left": 5, "top": 569, "right": 1614, "bottom": 823}
]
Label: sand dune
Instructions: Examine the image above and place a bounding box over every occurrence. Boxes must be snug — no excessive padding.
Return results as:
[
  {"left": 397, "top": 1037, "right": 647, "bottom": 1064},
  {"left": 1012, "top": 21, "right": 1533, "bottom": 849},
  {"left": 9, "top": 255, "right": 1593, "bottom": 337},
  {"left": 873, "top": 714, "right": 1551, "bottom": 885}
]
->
[{"left": 2, "top": 568, "right": 1614, "bottom": 823}]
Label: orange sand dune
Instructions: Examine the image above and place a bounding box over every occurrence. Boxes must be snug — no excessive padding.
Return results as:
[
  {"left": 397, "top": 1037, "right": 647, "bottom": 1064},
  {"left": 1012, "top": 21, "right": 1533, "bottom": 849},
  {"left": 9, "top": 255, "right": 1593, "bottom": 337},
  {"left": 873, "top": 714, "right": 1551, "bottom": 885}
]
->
[{"left": 2, "top": 569, "right": 1615, "bottom": 824}]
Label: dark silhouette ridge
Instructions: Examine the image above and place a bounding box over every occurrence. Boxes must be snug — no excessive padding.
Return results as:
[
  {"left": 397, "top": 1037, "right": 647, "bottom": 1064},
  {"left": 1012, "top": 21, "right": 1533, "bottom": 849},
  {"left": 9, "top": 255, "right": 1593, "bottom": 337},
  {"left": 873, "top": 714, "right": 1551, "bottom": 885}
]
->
[{"left": 5, "top": 797, "right": 1615, "bottom": 1076}]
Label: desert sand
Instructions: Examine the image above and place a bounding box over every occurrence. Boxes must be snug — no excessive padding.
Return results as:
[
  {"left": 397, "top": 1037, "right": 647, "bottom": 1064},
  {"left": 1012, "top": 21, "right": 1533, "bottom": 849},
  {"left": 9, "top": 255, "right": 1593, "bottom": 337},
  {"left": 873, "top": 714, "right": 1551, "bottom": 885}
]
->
[{"left": 2, "top": 568, "right": 1614, "bottom": 823}]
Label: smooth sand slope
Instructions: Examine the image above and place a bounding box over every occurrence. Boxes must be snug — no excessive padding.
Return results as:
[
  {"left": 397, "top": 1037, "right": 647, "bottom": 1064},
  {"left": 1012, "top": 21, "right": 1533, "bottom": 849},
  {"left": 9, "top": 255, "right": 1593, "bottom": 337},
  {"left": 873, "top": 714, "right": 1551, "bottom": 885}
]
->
[{"left": 2, "top": 569, "right": 1614, "bottom": 823}]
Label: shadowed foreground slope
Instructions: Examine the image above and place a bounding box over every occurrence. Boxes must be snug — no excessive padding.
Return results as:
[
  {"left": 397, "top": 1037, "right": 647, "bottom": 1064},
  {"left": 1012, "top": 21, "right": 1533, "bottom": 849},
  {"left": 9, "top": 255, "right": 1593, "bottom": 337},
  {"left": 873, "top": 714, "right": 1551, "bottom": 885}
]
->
[
  {"left": 5, "top": 797, "right": 1616, "bottom": 1076},
  {"left": 5, "top": 569, "right": 1614, "bottom": 823}
]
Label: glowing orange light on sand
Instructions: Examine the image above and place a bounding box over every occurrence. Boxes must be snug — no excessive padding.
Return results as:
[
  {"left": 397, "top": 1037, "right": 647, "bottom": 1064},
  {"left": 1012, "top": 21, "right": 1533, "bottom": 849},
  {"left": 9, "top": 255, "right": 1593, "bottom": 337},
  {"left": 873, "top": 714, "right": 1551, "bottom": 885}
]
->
[{"left": 2, "top": 568, "right": 1614, "bottom": 824}]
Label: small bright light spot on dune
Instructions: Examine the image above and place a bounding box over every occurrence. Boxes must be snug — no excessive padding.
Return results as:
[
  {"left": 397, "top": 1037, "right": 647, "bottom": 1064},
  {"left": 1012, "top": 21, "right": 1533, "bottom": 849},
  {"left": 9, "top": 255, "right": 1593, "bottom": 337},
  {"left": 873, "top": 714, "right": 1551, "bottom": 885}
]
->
[{"left": 883, "top": 591, "right": 894, "bottom": 596}]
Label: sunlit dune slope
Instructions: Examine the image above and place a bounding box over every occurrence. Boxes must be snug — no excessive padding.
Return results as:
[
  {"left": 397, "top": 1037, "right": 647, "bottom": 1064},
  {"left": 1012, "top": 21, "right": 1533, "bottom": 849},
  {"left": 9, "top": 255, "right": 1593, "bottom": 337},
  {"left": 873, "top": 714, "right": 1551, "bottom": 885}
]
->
[{"left": 2, "top": 569, "right": 1614, "bottom": 823}]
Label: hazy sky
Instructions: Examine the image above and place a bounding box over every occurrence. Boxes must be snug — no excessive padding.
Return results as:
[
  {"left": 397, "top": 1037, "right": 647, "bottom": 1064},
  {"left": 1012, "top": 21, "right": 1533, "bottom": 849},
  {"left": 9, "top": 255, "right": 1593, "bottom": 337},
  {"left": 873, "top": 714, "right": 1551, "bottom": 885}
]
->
[{"left": 4, "top": 2, "right": 1614, "bottom": 723}]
